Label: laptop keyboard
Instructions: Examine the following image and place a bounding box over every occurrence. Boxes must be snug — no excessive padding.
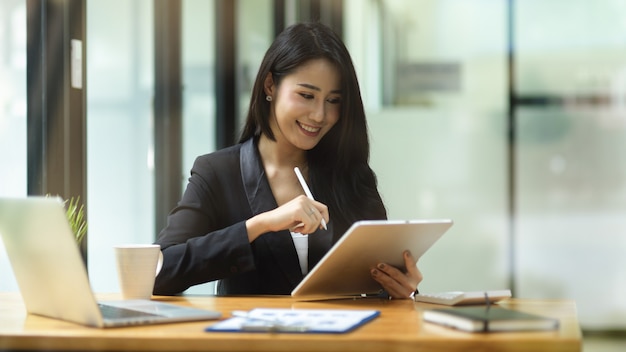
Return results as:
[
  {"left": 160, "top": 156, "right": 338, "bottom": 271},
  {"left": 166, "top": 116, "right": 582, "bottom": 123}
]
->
[{"left": 98, "top": 304, "right": 162, "bottom": 319}]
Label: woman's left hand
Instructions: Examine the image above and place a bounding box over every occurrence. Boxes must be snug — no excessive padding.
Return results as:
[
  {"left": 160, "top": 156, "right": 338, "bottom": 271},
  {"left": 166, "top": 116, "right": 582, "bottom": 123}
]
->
[{"left": 370, "top": 250, "right": 422, "bottom": 299}]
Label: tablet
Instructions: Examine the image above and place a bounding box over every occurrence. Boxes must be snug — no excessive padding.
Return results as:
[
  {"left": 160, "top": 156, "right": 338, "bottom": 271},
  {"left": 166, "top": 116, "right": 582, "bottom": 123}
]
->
[{"left": 291, "top": 219, "right": 453, "bottom": 297}]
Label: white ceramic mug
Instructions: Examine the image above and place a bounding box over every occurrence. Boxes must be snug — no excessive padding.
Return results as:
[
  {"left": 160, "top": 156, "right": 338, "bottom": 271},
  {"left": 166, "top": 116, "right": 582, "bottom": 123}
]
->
[{"left": 114, "top": 244, "right": 163, "bottom": 300}]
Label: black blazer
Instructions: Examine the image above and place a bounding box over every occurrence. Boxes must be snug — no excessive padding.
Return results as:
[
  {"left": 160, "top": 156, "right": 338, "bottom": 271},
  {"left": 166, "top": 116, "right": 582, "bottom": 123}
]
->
[{"left": 154, "top": 138, "right": 340, "bottom": 295}]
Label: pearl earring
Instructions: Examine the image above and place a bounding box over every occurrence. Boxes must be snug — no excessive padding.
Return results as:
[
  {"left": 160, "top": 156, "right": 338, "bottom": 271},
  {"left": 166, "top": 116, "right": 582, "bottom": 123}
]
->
[{"left": 266, "top": 96, "right": 272, "bottom": 102}]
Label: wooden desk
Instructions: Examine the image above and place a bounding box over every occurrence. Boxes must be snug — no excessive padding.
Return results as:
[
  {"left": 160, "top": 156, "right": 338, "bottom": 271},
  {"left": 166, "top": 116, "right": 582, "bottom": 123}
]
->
[{"left": 0, "top": 292, "right": 581, "bottom": 352}]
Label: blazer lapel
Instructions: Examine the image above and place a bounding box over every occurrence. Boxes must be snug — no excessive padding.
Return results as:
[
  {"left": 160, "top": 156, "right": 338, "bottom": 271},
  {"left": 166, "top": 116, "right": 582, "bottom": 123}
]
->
[{"left": 240, "top": 138, "right": 304, "bottom": 287}]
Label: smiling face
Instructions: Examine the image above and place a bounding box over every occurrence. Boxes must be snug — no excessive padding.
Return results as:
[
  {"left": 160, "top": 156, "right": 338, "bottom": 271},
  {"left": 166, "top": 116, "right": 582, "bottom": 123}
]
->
[{"left": 264, "top": 58, "right": 342, "bottom": 152}]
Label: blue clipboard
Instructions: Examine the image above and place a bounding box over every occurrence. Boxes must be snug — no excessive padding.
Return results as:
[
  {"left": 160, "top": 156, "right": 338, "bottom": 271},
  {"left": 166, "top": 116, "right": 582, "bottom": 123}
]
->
[{"left": 205, "top": 308, "right": 380, "bottom": 334}]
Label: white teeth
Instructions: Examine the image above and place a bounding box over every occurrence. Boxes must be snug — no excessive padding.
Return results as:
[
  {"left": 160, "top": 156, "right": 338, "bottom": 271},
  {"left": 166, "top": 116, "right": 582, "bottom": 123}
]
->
[{"left": 300, "top": 123, "right": 320, "bottom": 133}]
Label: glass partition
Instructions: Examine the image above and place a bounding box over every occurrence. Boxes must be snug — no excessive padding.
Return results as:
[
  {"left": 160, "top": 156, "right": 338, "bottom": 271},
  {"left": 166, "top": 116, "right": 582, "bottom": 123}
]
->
[
  {"left": 345, "top": 0, "right": 510, "bottom": 293},
  {"left": 236, "top": 0, "right": 273, "bottom": 132},
  {"left": 0, "top": 0, "right": 27, "bottom": 291},
  {"left": 182, "top": 0, "right": 216, "bottom": 176},
  {"left": 179, "top": 0, "right": 216, "bottom": 294},
  {"left": 86, "top": 0, "right": 155, "bottom": 292},
  {"left": 347, "top": 0, "right": 626, "bottom": 330},
  {"left": 515, "top": 0, "right": 626, "bottom": 329}
]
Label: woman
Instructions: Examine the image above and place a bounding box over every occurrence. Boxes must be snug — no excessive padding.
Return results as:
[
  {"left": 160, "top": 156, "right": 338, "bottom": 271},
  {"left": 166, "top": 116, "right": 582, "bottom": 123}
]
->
[{"left": 153, "top": 22, "right": 421, "bottom": 299}]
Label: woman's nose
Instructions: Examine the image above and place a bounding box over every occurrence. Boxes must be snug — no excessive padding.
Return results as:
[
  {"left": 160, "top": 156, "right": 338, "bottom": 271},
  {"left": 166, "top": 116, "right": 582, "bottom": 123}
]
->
[{"left": 310, "top": 101, "right": 325, "bottom": 122}]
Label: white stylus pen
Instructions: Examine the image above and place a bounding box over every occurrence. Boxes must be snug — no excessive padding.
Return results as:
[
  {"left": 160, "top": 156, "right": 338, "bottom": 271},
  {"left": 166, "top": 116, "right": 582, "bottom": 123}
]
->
[{"left": 294, "top": 167, "right": 327, "bottom": 231}]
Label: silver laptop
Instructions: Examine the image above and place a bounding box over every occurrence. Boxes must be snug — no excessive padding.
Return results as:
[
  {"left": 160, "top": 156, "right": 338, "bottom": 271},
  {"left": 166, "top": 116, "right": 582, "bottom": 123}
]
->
[
  {"left": 291, "top": 219, "right": 453, "bottom": 297},
  {"left": 0, "top": 196, "right": 221, "bottom": 328}
]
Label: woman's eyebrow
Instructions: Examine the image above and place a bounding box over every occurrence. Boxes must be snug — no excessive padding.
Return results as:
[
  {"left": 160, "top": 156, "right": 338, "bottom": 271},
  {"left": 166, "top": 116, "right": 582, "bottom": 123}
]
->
[{"left": 297, "top": 83, "right": 341, "bottom": 94}]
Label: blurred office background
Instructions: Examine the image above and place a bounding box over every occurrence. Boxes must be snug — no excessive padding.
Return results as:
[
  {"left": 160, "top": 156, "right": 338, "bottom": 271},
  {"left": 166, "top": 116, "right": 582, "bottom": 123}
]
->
[{"left": 1, "top": 0, "right": 625, "bottom": 348}]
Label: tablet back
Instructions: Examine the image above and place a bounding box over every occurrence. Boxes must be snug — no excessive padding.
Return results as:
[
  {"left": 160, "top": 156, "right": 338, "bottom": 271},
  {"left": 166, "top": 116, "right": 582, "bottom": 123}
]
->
[{"left": 291, "top": 219, "right": 453, "bottom": 297}]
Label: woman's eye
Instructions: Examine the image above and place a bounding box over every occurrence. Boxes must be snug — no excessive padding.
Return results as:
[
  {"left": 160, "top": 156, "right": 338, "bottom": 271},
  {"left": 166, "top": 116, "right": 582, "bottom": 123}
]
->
[{"left": 298, "top": 93, "right": 340, "bottom": 104}]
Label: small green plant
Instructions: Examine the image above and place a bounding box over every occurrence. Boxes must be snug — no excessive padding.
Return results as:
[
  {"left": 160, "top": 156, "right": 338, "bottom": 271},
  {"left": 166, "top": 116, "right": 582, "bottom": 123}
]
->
[
  {"left": 46, "top": 194, "right": 87, "bottom": 244},
  {"left": 65, "top": 196, "right": 87, "bottom": 244}
]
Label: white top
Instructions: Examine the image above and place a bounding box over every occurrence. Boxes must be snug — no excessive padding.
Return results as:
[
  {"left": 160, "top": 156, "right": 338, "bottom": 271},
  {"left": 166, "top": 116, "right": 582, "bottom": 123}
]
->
[{"left": 290, "top": 232, "right": 309, "bottom": 275}]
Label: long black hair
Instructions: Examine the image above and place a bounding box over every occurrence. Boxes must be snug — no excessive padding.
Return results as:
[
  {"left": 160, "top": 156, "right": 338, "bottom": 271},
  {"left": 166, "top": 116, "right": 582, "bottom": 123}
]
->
[{"left": 239, "top": 22, "right": 386, "bottom": 235}]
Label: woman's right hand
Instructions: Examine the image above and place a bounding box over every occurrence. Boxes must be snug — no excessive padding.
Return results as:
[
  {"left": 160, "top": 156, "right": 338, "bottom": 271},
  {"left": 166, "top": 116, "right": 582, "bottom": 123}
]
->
[{"left": 245, "top": 195, "right": 329, "bottom": 242}]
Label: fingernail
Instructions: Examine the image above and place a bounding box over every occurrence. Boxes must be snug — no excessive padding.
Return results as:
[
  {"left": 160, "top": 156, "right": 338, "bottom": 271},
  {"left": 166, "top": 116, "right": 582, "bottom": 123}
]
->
[
  {"left": 377, "top": 263, "right": 385, "bottom": 270},
  {"left": 371, "top": 269, "right": 378, "bottom": 276}
]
